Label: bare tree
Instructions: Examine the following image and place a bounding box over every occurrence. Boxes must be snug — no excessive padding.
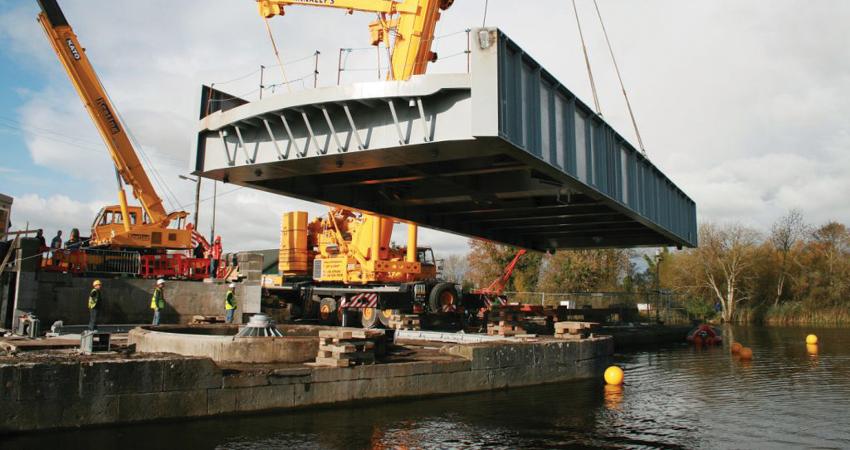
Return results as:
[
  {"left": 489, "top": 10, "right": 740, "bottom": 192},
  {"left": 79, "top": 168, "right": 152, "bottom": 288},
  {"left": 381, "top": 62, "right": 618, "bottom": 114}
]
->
[
  {"left": 769, "top": 209, "right": 806, "bottom": 306},
  {"left": 697, "top": 222, "right": 760, "bottom": 322},
  {"left": 440, "top": 253, "right": 469, "bottom": 283}
]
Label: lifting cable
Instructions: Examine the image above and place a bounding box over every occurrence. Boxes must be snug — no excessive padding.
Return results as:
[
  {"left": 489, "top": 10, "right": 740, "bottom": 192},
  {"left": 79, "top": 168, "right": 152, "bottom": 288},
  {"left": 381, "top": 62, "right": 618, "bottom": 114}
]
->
[
  {"left": 592, "top": 0, "right": 647, "bottom": 155},
  {"left": 262, "top": 17, "right": 292, "bottom": 93},
  {"left": 571, "top": 0, "right": 602, "bottom": 116},
  {"left": 482, "top": 0, "right": 489, "bottom": 27}
]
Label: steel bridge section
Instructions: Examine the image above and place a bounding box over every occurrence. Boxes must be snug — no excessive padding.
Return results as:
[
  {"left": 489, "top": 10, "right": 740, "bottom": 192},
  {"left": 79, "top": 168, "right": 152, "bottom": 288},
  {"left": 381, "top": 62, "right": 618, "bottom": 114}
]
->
[{"left": 192, "top": 28, "right": 697, "bottom": 252}]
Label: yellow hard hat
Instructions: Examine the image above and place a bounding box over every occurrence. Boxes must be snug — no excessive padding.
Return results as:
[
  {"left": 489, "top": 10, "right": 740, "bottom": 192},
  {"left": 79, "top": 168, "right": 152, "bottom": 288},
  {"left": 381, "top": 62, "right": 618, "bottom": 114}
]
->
[{"left": 93, "top": 279, "right": 102, "bottom": 287}]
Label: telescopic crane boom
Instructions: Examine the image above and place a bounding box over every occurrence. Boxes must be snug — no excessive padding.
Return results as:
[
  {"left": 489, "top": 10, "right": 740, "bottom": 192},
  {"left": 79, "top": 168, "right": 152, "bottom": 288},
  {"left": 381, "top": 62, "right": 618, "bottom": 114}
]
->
[
  {"left": 258, "top": 0, "right": 453, "bottom": 266},
  {"left": 257, "top": 0, "right": 453, "bottom": 81},
  {"left": 37, "top": 0, "right": 192, "bottom": 250}
]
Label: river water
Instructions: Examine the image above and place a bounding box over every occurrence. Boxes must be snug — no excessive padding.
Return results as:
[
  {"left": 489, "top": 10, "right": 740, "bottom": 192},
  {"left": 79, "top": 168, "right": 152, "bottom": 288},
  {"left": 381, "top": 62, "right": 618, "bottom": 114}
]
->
[{"left": 5, "top": 326, "right": 850, "bottom": 449}]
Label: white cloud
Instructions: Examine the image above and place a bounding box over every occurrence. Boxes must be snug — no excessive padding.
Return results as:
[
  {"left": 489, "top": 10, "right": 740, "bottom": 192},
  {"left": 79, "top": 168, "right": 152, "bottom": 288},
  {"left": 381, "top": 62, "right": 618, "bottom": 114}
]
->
[
  {"left": 9, "top": 193, "right": 103, "bottom": 235},
  {"left": 3, "top": 0, "right": 850, "bottom": 254}
]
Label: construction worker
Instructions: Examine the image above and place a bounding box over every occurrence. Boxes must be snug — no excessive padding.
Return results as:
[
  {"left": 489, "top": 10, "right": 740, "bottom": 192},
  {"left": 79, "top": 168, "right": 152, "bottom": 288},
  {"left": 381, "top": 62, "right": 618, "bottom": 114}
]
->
[
  {"left": 88, "top": 280, "right": 102, "bottom": 331},
  {"left": 225, "top": 283, "right": 237, "bottom": 323},
  {"left": 50, "top": 230, "right": 63, "bottom": 251},
  {"left": 151, "top": 279, "right": 166, "bottom": 325},
  {"left": 209, "top": 236, "right": 222, "bottom": 279}
]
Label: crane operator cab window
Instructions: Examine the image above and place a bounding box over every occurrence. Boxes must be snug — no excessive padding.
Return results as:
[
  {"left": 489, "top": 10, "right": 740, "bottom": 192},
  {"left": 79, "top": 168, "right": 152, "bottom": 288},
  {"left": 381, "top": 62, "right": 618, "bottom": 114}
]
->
[
  {"left": 417, "top": 248, "right": 436, "bottom": 266},
  {"left": 94, "top": 208, "right": 139, "bottom": 227}
]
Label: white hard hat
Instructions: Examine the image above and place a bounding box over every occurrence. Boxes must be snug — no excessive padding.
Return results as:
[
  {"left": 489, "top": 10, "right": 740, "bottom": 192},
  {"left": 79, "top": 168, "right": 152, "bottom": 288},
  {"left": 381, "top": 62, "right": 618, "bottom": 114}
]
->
[
  {"left": 228, "top": 283, "right": 236, "bottom": 288},
  {"left": 156, "top": 279, "right": 165, "bottom": 285}
]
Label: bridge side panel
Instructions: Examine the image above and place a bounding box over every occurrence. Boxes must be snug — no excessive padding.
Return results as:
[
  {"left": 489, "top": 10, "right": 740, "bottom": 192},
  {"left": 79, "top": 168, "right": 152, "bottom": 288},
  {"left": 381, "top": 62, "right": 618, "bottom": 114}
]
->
[{"left": 492, "top": 29, "right": 697, "bottom": 247}]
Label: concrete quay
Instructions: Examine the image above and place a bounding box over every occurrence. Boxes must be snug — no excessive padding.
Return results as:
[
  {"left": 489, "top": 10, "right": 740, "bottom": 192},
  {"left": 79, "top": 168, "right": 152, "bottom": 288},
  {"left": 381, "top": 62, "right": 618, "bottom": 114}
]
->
[{"left": 0, "top": 335, "right": 612, "bottom": 434}]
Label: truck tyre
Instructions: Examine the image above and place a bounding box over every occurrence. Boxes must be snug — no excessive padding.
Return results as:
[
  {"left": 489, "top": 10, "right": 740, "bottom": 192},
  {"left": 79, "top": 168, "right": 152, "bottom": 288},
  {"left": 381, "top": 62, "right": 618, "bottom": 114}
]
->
[
  {"left": 361, "top": 307, "right": 380, "bottom": 329},
  {"left": 378, "top": 309, "right": 397, "bottom": 327},
  {"left": 318, "top": 297, "right": 338, "bottom": 325},
  {"left": 428, "top": 282, "right": 459, "bottom": 314}
]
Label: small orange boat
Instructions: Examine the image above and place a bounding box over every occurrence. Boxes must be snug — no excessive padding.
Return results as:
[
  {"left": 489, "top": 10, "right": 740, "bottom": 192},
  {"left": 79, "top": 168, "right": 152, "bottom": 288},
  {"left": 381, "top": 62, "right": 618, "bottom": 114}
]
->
[{"left": 687, "top": 324, "right": 722, "bottom": 345}]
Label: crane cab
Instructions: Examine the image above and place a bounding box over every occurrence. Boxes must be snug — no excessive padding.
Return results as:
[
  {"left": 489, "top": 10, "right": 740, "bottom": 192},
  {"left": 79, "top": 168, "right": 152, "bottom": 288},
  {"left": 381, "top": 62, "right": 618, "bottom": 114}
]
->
[
  {"left": 416, "top": 247, "right": 438, "bottom": 279},
  {"left": 90, "top": 205, "right": 192, "bottom": 251}
]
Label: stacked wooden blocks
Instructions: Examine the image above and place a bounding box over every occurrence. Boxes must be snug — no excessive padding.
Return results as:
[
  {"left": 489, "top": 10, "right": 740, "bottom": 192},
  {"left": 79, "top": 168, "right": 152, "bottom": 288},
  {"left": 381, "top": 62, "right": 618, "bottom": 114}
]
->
[
  {"left": 554, "top": 321, "right": 599, "bottom": 340},
  {"left": 487, "top": 310, "right": 528, "bottom": 336},
  {"left": 388, "top": 314, "right": 421, "bottom": 330},
  {"left": 314, "top": 329, "right": 383, "bottom": 367}
]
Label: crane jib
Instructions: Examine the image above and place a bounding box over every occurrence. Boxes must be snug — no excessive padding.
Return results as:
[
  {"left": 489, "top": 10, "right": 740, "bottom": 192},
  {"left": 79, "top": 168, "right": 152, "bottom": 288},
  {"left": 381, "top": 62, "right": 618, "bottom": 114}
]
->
[
  {"left": 64, "top": 38, "right": 80, "bottom": 60},
  {"left": 94, "top": 98, "right": 121, "bottom": 135}
]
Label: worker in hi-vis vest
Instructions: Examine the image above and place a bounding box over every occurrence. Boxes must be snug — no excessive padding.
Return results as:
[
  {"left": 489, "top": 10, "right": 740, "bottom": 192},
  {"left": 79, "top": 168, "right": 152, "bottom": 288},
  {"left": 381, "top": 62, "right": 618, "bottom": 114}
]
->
[
  {"left": 151, "top": 279, "right": 166, "bottom": 325},
  {"left": 225, "top": 282, "right": 237, "bottom": 324},
  {"left": 88, "top": 279, "right": 102, "bottom": 331}
]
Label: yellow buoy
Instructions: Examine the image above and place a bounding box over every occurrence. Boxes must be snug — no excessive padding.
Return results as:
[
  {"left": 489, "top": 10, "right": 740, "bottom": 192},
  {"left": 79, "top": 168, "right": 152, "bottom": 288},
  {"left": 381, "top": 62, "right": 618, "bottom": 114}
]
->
[
  {"left": 730, "top": 342, "right": 743, "bottom": 354},
  {"left": 604, "top": 366, "right": 624, "bottom": 385},
  {"left": 806, "top": 344, "right": 819, "bottom": 355},
  {"left": 739, "top": 347, "right": 753, "bottom": 360},
  {"left": 806, "top": 334, "right": 818, "bottom": 345}
]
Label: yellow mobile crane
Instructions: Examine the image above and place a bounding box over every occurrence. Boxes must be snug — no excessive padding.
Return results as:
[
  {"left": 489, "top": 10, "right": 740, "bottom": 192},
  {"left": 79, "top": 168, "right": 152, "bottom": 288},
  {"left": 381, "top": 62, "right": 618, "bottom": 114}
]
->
[
  {"left": 259, "top": 0, "right": 459, "bottom": 327},
  {"left": 37, "top": 0, "right": 192, "bottom": 250}
]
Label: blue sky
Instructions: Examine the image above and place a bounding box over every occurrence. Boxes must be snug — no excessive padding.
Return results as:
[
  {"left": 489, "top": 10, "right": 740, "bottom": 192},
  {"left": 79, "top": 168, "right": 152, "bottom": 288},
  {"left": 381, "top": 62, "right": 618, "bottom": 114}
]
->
[{"left": 1, "top": 0, "right": 849, "bottom": 252}]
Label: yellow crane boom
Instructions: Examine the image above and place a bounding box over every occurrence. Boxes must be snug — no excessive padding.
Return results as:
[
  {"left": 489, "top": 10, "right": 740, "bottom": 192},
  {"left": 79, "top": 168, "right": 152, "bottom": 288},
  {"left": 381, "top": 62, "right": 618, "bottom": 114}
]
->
[
  {"left": 258, "top": 0, "right": 452, "bottom": 263},
  {"left": 257, "top": 0, "right": 452, "bottom": 81},
  {"left": 37, "top": 0, "right": 191, "bottom": 249}
]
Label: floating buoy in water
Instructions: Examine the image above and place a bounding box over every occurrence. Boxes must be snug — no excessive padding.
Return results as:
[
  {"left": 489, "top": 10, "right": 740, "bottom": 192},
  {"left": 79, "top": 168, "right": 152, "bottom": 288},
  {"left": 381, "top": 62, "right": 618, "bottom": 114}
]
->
[
  {"left": 730, "top": 342, "right": 743, "bottom": 354},
  {"left": 807, "top": 344, "right": 819, "bottom": 355},
  {"left": 739, "top": 347, "right": 753, "bottom": 360},
  {"left": 687, "top": 324, "right": 722, "bottom": 345},
  {"left": 604, "top": 366, "right": 624, "bottom": 385},
  {"left": 806, "top": 334, "right": 818, "bottom": 345}
]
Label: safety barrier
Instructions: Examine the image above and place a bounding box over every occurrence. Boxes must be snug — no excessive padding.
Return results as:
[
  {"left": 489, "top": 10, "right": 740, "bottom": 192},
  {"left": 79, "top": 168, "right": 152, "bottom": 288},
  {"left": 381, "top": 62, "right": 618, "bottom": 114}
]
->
[{"left": 42, "top": 248, "right": 140, "bottom": 276}]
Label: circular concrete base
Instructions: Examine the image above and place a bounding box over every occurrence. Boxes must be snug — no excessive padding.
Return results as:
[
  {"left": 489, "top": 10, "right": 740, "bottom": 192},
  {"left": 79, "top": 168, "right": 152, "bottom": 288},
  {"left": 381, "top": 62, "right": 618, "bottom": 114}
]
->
[{"left": 128, "top": 324, "right": 337, "bottom": 364}]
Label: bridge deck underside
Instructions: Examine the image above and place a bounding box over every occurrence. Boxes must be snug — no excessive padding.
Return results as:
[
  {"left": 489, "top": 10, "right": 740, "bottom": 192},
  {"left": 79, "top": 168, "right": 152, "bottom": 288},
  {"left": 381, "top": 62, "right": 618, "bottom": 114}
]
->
[{"left": 209, "top": 137, "right": 679, "bottom": 251}]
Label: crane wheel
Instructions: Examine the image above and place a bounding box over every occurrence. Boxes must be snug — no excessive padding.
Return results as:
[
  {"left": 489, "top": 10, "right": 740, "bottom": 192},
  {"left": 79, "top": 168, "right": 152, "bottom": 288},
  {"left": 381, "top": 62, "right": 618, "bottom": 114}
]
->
[
  {"left": 378, "top": 309, "right": 397, "bottom": 327},
  {"left": 428, "top": 282, "right": 459, "bottom": 314},
  {"left": 360, "top": 307, "right": 380, "bottom": 329},
  {"left": 318, "top": 297, "right": 338, "bottom": 325}
]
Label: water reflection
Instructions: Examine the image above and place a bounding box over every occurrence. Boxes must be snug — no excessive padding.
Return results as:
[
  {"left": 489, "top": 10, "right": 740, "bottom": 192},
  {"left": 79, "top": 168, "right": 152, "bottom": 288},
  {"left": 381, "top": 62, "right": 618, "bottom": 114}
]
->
[
  {"left": 4, "top": 326, "right": 850, "bottom": 449},
  {"left": 603, "top": 384, "right": 624, "bottom": 411}
]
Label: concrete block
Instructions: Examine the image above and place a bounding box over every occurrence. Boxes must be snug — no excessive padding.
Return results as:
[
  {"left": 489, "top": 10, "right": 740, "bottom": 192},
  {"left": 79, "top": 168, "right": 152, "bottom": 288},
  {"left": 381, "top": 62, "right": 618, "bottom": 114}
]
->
[
  {"left": 234, "top": 384, "right": 296, "bottom": 412},
  {"left": 0, "top": 364, "right": 18, "bottom": 401},
  {"left": 302, "top": 380, "right": 358, "bottom": 405},
  {"left": 431, "top": 359, "right": 472, "bottom": 374},
  {"left": 222, "top": 372, "right": 270, "bottom": 388},
  {"left": 118, "top": 390, "right": 208, "bottom": 422},
  {"left": 208, "top": 388, "right": 237, "bottom": 415},
  {"left": 17, "top": 362, "right": 79, "bottom": 401},
  {"left": 57, "top": 394, "right": 120, "bottom": 428},
  {"left": 268, "top": 369, "right": 311, "bottom": 386},
  {"left": 80, "top": 359, "right": 165, "bottom": 396},
  {"left": 162, "top": 358, "right": 222, "bottom": 391},
  {"left": 0, "top": 398, "right": 38, "bottom": 433},
  {"left": 310, "top": 366, "right": 362, "bottom": 383}
]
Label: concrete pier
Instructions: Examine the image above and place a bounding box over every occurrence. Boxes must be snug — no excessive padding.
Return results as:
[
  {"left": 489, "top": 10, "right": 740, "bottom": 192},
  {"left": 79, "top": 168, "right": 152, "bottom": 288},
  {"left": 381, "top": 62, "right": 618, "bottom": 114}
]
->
[{"left": 0, "top": 335, "right": 612, "bottom": 433}]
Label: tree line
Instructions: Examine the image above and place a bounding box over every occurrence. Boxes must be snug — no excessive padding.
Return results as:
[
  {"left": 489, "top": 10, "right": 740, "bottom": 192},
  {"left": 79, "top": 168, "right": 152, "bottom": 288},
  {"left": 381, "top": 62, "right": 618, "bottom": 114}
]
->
[{"left": 441, "top": 209, "right": 850, "bottom": 324}]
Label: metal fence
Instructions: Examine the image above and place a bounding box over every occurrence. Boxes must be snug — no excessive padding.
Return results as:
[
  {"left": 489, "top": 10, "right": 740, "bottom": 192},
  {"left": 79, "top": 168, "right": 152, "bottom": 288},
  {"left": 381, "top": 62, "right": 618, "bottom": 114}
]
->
[
  {"left": 73, "top": 249, "right": 140, "bottom": 275},
  {"left": 503, "top": 291, "right": 692, "bottom": 324}
]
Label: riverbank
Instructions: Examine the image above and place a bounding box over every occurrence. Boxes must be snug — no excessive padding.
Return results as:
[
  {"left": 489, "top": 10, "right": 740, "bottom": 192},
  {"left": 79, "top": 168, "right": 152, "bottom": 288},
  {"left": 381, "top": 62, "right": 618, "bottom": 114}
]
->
[{"left": 735, "top": 304, "right": 850, "bottom": 326}]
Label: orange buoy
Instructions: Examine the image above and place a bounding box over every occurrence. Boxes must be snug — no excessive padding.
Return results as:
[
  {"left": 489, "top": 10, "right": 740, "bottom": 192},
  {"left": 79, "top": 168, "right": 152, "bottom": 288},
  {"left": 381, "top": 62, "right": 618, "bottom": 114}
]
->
[
  {"left": 739, "top": 347, "right": 753, "bottom": 360},
  {"left": 730, "top": 342, "right": 743, "bottom": 354},
  {"left": 806, "top": 334, "right": 818, "bottom": 345},
  {"left": 604, "top": 366, "right": 624, "bottom": 385}
]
